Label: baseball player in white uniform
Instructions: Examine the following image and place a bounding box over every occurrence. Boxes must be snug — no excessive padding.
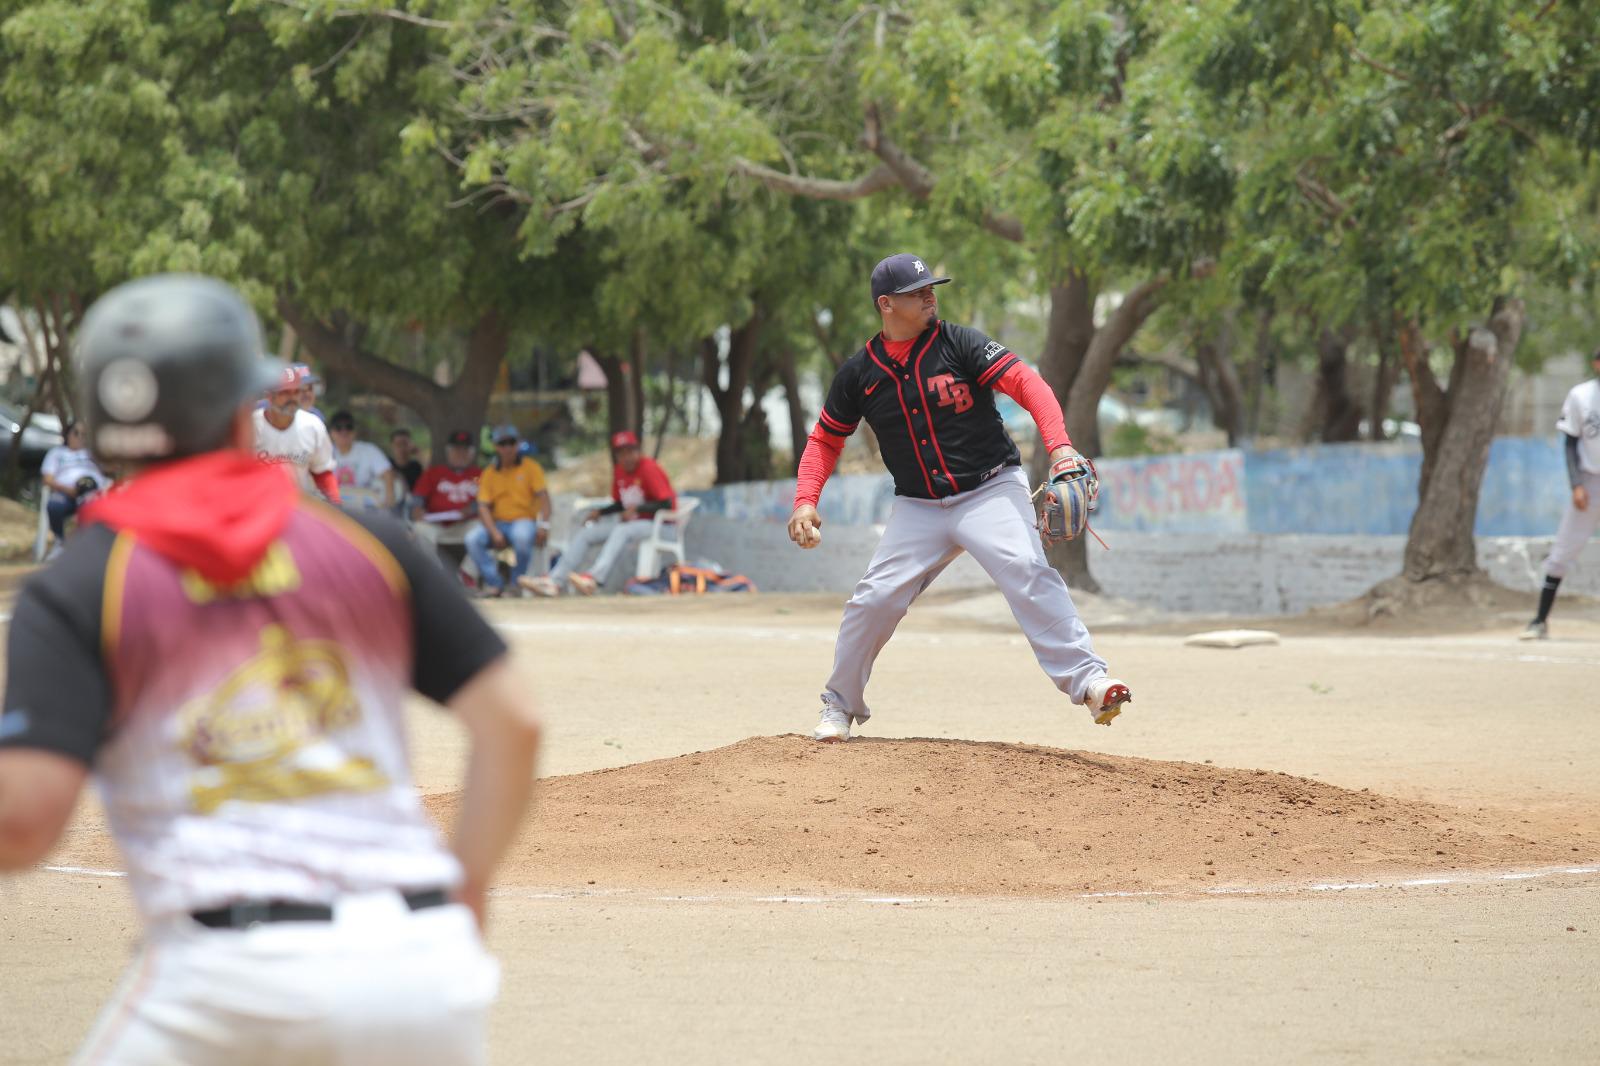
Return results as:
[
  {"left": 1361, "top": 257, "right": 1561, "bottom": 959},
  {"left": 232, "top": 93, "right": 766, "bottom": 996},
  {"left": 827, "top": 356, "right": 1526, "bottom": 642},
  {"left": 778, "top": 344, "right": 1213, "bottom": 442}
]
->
[
  {"left": 788, "top": 253, "right": 1130, "bottom": 742},
  {"left": 1522, "top": 346, "right": 1600, "bottom": 639},
  {"left": 254, "top": 365, "right": 341, "bottom": 502},
  {"left": 0, "top": 275, "right": 542, "bottom": 1065}
]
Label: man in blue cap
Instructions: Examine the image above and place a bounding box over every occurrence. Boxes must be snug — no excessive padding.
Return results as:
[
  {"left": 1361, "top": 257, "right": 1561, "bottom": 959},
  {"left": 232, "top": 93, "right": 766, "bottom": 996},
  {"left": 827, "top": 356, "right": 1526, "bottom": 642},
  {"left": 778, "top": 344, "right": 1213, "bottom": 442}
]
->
[{"left": 464, "top": 424, "right": 551, "bottom": 597}]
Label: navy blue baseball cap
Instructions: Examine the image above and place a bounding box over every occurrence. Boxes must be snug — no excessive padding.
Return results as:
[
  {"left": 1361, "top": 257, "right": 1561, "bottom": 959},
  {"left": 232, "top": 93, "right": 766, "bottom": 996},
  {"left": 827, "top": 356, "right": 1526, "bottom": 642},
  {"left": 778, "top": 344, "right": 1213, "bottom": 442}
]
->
[{"left": 870, "top": 253, "right": 952, "bottom": 303}]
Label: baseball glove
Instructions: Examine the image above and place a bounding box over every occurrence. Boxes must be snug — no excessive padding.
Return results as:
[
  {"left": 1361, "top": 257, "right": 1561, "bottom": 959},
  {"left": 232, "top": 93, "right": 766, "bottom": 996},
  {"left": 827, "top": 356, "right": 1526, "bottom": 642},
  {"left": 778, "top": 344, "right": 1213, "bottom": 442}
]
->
[{"left": 1036, "top": 450, "right": 1098, "bottom": 547}]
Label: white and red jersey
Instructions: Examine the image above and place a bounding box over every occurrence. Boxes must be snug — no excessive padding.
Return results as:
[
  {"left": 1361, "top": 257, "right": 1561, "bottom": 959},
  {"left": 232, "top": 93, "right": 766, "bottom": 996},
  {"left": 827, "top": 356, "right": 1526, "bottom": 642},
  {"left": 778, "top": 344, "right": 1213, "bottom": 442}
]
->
[
  {"left": 612, "top": 457, "right": 675, "bottom": 512},
  {"left": 1556, "top": 377, "right": 1600, "bottom": 474},
  {"left": 254, "top": 408, "right": 336, "bottom": 494},
  {"left": 414, "top": 464, "right": 482, "bottom": 515}
]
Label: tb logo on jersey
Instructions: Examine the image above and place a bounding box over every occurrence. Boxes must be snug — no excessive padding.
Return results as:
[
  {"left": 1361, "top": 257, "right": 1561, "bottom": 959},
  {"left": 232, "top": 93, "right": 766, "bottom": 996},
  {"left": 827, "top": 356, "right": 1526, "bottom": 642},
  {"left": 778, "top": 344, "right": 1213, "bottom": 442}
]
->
[{"left": 928, "top": 374, "right": 973, "bottom": 414}]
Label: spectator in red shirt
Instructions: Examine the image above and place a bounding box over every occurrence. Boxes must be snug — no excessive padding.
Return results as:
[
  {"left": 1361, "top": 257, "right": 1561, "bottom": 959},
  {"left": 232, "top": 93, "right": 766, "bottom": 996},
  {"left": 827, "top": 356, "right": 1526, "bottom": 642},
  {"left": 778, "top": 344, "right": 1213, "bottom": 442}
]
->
[
  {"left": 523, "top": 430, "right": 675, "bottom": 596},
  {"left": 410, "top": 429, "right": 482, "bottom": 564}
]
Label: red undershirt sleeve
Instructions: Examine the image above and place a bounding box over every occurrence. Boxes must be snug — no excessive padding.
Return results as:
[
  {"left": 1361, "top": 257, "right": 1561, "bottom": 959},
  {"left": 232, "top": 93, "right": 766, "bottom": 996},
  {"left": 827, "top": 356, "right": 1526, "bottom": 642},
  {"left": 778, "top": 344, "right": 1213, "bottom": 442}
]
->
[
  {"left": 793, "top": 422, "right": 845, "bottom": 510},
  {"left": 312, "top": 468, "right": 342, "bottom": 504},
  {"left": 992, "top": 361, "right": 1072, "bottom": 453}
]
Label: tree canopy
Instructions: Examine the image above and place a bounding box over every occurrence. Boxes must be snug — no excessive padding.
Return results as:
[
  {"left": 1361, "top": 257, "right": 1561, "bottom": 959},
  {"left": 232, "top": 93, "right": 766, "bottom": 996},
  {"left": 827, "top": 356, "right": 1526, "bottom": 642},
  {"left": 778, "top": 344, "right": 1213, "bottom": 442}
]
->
[{"left": 5, "top": 0, "right": 1600, "bottom": 586}]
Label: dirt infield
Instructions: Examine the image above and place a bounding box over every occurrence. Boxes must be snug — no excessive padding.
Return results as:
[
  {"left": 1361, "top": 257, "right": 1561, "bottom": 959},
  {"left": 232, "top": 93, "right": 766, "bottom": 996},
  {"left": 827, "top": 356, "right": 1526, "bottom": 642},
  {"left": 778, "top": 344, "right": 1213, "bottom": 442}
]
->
[
  {"left": 3, "top": 588, "right": 1599, "bottom": 1065},
  {"left": 430, "top": 735, "right": 1598, "bottom": 898}
]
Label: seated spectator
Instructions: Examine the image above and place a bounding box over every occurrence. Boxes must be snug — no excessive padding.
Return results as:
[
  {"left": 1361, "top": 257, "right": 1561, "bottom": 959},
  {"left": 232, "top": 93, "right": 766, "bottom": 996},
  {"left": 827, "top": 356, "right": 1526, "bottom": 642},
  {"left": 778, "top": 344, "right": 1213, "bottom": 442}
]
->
[
  {"left": 39, "top": 420, "right": 111, "bottom": 558},
  {"left": 411, "top": 429, "right": 482, "bottom": 561},
  {"left": 390, "top": 427, "right": 424, "bottom": 495},
  {"left": 524, "top": 430, "right": 674, "bottom": 596},
  {"left": 465, "top": 425, "right": 551, "bottom": 597},
  {"left": 328, "top": 410, "right": 399, "bottom": 510}
]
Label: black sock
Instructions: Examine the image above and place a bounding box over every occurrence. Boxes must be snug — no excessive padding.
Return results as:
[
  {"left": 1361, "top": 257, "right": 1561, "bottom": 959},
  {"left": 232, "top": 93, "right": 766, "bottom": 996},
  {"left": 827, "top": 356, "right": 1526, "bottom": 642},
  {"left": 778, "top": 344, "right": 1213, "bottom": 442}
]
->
[{"left": 1534, "top": 575, "right": 1562, "bottom": 624}]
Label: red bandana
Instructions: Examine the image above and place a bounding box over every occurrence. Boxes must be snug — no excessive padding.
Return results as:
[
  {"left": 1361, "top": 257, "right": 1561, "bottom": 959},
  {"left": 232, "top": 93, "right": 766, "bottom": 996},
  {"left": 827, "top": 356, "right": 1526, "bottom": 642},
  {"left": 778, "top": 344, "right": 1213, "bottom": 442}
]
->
[{"left": 82, "top": 451, "right": 301, "bottom": 584}]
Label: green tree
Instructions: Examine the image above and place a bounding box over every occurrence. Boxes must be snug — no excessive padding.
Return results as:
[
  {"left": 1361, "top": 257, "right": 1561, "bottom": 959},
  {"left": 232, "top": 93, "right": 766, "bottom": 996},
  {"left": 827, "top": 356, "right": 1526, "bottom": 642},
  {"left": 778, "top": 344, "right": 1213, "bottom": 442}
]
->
[
  {"left": 433, "top": 0, "right": 1235, "bottom": 582},
  {"left": 1187, "top": 0, "right": 1600, "bottom": 589}
]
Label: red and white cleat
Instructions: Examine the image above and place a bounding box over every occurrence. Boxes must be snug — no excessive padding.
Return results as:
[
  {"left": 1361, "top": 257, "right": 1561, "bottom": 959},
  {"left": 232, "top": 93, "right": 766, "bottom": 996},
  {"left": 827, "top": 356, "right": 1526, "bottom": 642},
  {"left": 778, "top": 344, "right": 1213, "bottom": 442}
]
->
[{"left": 1083, "top": 677, "right": 1132, "bottom": 726}]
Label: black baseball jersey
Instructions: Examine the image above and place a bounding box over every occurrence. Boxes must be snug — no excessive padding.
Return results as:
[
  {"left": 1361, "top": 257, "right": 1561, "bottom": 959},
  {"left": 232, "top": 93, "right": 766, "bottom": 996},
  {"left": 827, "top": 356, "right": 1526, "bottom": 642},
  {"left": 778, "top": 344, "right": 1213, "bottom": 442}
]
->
[{"left": 817, "top": 320, "right": 1022, "bottom": 499}]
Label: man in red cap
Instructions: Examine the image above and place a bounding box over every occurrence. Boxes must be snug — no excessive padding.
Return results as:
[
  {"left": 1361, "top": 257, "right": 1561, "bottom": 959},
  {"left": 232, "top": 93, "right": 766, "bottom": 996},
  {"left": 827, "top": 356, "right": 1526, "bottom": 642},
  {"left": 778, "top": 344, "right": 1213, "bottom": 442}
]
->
[
  {"left": 253, "top": 365, "right": 340, "bottom": 503},
  {"left": 410, "top": 429, "right": 484, "bottom": 566},
  {"left": 524, "top": 430, "right": 675, "bottom": 595}
]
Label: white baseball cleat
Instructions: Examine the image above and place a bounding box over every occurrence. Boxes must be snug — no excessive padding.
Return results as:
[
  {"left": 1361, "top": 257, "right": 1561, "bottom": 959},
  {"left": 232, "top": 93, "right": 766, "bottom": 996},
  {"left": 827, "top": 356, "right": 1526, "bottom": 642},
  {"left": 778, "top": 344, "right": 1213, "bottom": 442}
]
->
[
  {"left": 812, "top": 706, "right": 855, "bottom": 743},
  {"left": 1518, "top": 620, "right": 1548, "bottom": 641},
  {"left": 1083, "top": 677, "right": 1132, "bottom": 726}
]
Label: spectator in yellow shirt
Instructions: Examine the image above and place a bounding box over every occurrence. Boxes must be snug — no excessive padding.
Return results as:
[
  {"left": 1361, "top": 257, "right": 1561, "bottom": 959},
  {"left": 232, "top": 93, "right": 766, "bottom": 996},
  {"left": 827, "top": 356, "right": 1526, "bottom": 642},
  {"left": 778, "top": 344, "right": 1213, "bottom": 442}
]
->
[{"left": 464, "top": 425, "right": 552, "bottom": 597}]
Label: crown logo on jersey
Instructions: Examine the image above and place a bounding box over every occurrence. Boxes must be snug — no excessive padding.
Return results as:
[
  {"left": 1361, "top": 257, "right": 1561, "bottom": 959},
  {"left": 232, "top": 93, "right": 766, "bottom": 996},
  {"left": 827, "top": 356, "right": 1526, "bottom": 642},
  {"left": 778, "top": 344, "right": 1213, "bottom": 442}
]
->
[
  {"left": 181, "top": 542, "right": 301, "bottom": 604},
  {"left": 178, "top": 625, "right": 388, "bottom": 814}
]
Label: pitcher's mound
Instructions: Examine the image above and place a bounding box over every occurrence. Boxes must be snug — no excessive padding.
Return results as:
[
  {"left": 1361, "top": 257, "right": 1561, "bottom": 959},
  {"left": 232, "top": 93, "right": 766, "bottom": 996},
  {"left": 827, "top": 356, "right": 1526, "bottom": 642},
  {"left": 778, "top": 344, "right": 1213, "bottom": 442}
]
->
[{"left": 428, "top": 736, "right": 1595, "bottom": 898}]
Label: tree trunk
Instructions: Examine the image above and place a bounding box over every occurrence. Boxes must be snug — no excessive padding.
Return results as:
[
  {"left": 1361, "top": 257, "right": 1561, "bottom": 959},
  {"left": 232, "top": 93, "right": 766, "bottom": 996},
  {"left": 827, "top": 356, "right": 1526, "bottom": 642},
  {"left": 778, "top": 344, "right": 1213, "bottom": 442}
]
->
[
  {"left": 629, "top": 328, "right": 648, "bottom": 435},
  {"left": 1399, "top": 299, "right": 1524, "bottom": 582},
  {"left": 3, "top": 296, "right": 75, "bottom": 495},
  {"left": 591, "top": 349, "right": 640, "bottom": 438},
  {"left": 1244, "top": 306, "right": 1275, "bottom": 438},
  {"left": 1309, "top": 325, "right": 1363, "bottom": 442},
  {"left": 1366, "top": 320, "right": 1401, "bottom": 442},
  {"left": 1195, "top": 321, "right": 1246, "bottom": 446},
  {"left": 651, "top": 347, "right": 679, "bottom": 459},
  {"left": 738, "top": 363, "right": 778, "bottom": 483},
  {"left": 775, "top": 348, "right": 808, "bottom": 476},
  {"left": 1064, "top": 277, "right": 1167, "bottom": 462},
  {"left": 3, "top": 344, "right": 53, "bottom": 495},
  {"left": 1036, "top": 272, "right": 1096, "bottom": 435},
  {"left": 702, "top": 306, "right": 766, "bottom": 484},
  {"left": 1042, "top": 275, "right": 1167, "bottom": 592},
  {"left": 281, "top": 302, "right": 508, "bottom": 463}
]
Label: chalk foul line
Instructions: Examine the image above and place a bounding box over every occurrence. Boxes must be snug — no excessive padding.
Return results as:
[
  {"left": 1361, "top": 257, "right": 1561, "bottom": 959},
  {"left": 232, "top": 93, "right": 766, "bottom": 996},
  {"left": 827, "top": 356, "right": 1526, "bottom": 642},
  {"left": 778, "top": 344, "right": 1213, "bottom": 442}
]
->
[{"left": 42, "top": 862, "right": 1595, "bottom": 905}]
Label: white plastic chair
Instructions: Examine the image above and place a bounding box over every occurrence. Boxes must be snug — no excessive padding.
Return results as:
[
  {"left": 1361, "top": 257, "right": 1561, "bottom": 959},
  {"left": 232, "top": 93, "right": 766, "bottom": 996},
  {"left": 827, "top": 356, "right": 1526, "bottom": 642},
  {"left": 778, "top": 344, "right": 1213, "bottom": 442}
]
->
[{"left": 634, "top": 497, "right": 699, "bottom": 579}]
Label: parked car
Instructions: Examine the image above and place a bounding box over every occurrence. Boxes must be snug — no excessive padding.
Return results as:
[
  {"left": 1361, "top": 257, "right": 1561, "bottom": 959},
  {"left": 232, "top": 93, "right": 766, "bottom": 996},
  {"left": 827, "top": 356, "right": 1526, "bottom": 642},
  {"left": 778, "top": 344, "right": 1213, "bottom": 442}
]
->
[{"left": 0, "top": 402, "right": 65, "bottom": 473}]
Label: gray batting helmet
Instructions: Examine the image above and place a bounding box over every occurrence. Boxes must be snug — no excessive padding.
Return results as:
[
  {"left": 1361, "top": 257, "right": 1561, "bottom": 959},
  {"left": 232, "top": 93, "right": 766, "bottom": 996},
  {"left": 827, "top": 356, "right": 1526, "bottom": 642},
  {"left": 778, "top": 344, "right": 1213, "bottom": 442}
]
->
[{"left": 76, "top": 274, "right": 282, "bottom": 462}]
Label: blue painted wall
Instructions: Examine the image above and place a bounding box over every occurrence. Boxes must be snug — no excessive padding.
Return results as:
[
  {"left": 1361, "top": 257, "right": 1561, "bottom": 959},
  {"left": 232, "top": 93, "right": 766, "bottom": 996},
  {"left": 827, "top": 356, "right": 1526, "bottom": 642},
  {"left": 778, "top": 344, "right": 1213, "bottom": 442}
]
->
[
  {"left": 1235, "top": 436, "right": 1568, "bottom": 536},
  {"left": 685, "top": 435, "right": 1573, "bottom": 537}
]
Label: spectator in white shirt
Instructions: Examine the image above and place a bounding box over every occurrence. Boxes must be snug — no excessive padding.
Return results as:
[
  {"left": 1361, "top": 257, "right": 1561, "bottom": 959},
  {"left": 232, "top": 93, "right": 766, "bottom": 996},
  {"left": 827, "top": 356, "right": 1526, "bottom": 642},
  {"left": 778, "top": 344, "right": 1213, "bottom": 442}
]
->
[
  {"left": 328, "top": 410, "right": 398, "bottom": 511},
  {"left": 40, "top": 420, "right": 111, "bottom": 554},
  {"left": 253, "top": 366, "right": 340, "bottom": 502}
]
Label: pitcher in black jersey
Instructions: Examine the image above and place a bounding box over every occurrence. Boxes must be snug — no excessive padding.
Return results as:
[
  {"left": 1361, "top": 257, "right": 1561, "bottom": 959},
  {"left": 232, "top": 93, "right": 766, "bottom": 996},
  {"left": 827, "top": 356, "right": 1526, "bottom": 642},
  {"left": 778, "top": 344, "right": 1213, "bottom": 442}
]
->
[{"left": 787, "top": 253, "right": 1131, "bottom": 742}]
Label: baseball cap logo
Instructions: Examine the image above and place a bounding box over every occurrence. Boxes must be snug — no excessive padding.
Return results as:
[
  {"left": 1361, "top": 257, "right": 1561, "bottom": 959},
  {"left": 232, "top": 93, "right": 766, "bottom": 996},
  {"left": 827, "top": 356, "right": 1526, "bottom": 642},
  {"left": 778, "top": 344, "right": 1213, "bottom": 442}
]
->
[
  {"left": 869, "top": 253, "right": 952, "bottom": 303},
  {"left": 98, "top": 358, "right": 159, "bottom": 421}
]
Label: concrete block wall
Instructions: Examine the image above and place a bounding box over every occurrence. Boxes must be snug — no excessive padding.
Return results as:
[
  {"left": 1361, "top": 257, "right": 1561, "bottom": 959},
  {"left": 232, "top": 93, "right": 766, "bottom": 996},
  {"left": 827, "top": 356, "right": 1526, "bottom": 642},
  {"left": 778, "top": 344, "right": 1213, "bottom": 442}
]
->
[
  {"left": 683, "top": 513, "right": 995, "bottom": 596},
  {"left": 553, "top": 431, "right": 1599, "bottom": 614},
  {"left": 679, "top": 513, "right": 1600, "bottom": 615}
]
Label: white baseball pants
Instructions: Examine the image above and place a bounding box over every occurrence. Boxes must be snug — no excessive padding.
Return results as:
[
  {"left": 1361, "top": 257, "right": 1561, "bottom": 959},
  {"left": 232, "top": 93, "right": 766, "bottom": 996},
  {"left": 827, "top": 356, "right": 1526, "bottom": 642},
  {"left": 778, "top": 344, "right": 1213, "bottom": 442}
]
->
[
  {"left": 823, "top": 468, "right": 1107, "bottom": 721},
  {"left": 1542, "top": 470, "right": 1600, "bottom": 579},
  {"left": 74, "top": 892, "right": 499, "bottom": 1066}
]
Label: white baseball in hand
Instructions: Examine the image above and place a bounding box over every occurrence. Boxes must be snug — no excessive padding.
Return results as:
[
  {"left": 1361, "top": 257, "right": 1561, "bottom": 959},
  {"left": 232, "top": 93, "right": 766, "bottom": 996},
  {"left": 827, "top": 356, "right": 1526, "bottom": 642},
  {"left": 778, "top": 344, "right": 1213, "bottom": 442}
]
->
[{"left": 789, "top": 506, "right": 823, "bottom": 549}]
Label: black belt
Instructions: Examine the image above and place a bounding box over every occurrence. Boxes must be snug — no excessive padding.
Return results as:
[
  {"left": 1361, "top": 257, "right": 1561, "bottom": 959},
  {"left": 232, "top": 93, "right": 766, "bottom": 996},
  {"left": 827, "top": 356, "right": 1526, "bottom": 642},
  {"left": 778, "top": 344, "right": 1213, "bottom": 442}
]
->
[{"left": 190, "top": 888, "right": 450, "bottom": 929}]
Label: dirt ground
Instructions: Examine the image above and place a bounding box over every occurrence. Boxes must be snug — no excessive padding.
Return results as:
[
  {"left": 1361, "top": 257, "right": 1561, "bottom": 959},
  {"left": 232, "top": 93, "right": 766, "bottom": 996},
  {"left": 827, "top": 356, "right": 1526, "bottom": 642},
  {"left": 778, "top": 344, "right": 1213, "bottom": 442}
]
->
[{"left": 2, "top": 588, "right": 1598, "bottom": 1064}]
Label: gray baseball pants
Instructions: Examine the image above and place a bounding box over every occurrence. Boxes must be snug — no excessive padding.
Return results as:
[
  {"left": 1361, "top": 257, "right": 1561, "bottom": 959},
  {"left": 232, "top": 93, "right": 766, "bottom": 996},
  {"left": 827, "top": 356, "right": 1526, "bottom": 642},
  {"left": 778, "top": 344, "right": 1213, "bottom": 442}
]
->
[
  {"left": 1542, "top": 470, "right": 1600, "bottom": 578},
  {"left": 823, "top": 467, "right": 1107, "bottom": 721}
]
